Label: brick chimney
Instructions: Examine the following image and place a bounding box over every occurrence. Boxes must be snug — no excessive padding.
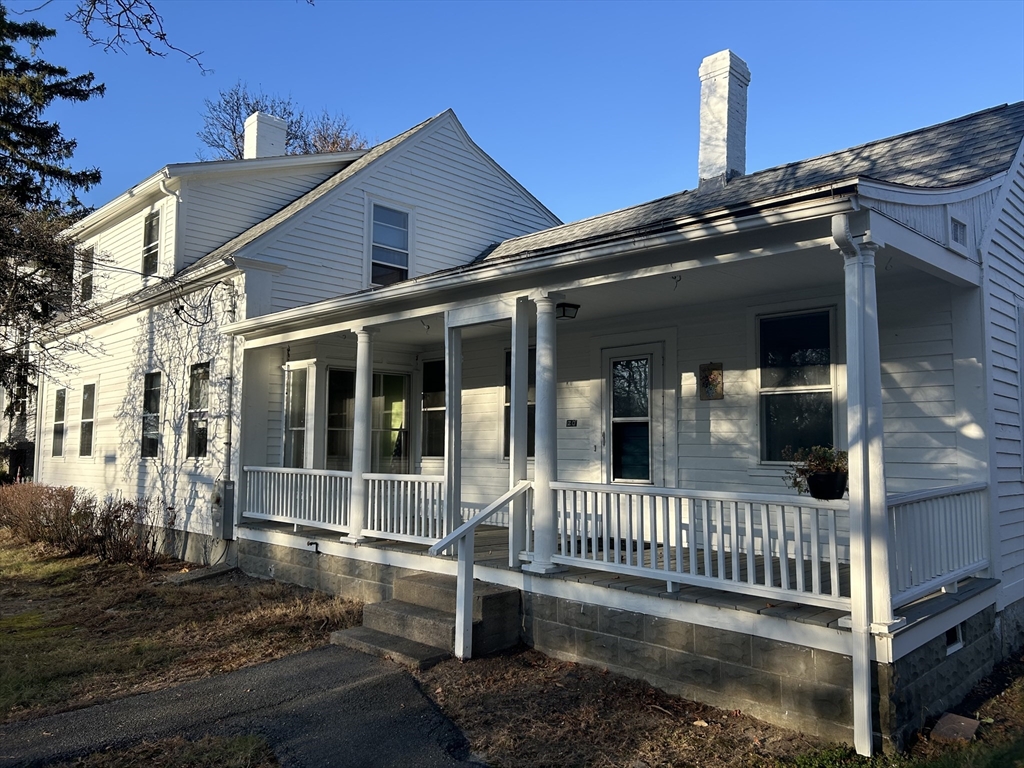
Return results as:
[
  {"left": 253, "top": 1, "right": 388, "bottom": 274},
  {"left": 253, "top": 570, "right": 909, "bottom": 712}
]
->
[
  {"left": 698, "top": 50, "right": 750, "bottom": 185},
  {"left": 243, "top": 112, "right": 287, "bottom": 159}
]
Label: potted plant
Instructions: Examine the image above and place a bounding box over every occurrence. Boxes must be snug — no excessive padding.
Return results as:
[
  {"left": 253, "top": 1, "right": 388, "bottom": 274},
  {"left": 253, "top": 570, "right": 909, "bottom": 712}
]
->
[{"left": 783, "top": 445, "right": 849, "bottom": 500}]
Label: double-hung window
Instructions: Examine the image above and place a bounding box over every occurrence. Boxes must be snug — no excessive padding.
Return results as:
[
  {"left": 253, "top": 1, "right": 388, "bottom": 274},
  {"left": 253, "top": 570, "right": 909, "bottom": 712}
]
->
[
  {"left": 79, "top": 247, "right": 94, "bottom": 302},
  {"left": 52, "top": 388, "right": 66, "bottom": 457},
  {"left": 324, "top": 369, "right": 410, "bottom": 473},
  {"left": 142, "top": 211, "right": 160, "bottom": 277},
  {"left": 370, "top": 205, "right": 409, "bottom": 286},
  {"left": 187, "top": 363, "right": 210, "bottom": 458},
  {"left": 503, "top": 348, "right": 536, "bottom": 458},
  {"left": 758, "top": 309, "right": 835, "bottom": 462},
  {"left": 421, "top": 360, "right": 445, "bottom": 458},
  {"left": 80, "top": 384, "right": 95, "bottom": 457},
  {"left": 284, "top": 367, "right": 308, "bottom": 468},
  {"left": 142, "top": 372, "right": 161, "bottom": 458}
]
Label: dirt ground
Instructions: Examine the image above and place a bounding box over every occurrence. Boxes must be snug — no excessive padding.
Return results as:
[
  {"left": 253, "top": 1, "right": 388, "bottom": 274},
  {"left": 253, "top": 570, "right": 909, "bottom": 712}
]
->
[{"left": 3, "top": 534, "right": 1022, "bottom": 767}]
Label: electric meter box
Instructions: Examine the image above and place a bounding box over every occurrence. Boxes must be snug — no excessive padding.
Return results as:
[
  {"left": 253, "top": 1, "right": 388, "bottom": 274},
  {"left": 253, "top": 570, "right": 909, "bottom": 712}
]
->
[{"left": 211, "top": 480, "right": 235, "bottom": 541}]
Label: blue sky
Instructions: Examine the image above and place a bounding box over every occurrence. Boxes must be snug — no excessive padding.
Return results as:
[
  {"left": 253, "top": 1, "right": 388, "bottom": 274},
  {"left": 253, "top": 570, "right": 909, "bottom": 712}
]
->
[{"left": 10, "top": 0, "right": 1024, "bottom": 223}]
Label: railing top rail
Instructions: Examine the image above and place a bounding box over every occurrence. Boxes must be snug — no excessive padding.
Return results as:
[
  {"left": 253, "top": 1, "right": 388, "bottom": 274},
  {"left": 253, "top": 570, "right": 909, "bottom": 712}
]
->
[
  {"left": 428, "top": 480, "right": 532, "bottom": 556},
  {"left": 549, "top": 480, "right": 849, "bottom": 510},
  {"left": 364, "top": 472, "right": 445, "bottom": 482},
  {"left": 243, "top": 466, "right": 353, "bottom": 479},
  {"left": 886, "top": 482, "right": 988, "bottom": 508}
]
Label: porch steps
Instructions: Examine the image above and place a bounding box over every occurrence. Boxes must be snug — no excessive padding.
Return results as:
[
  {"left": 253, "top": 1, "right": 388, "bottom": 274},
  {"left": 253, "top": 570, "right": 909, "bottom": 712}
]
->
[{"left": 330, "top": 572, "right": 520, "bottom": 670}]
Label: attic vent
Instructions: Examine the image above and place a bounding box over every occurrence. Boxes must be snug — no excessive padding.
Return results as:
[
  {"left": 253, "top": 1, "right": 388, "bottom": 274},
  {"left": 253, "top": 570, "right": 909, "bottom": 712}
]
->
[{"left": 951, "top": 218, "right": 968, "bottom": 247}]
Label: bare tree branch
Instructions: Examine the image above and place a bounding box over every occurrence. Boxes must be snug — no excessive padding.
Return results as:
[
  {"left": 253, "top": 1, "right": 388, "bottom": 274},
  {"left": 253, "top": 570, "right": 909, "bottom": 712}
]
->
[{"left": 65, "top": 0, "right": 209, "bottom": 73}]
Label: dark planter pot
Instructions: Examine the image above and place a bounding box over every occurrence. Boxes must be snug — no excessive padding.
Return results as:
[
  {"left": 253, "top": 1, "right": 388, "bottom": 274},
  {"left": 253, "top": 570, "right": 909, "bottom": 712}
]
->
[{"left": 807, "top": 471, "right": 848, "bottom": 501}]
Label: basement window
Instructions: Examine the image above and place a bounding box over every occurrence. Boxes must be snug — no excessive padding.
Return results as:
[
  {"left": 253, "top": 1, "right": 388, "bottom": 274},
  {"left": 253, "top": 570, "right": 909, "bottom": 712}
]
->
[{"left": 945, "top": 622, "right": 964, "bottom": 655}]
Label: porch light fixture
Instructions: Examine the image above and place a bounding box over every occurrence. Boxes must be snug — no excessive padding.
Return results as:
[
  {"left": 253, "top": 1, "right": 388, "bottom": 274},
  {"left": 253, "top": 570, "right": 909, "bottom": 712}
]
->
[{"left": 555, "top": 302, "right": 580, "bottom": 320}]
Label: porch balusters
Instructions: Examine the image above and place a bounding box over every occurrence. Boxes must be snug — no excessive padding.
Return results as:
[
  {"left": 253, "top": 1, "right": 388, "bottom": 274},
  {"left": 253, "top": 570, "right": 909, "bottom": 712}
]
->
[
  {"left": 523, "top": 294, "right": 563, "bottom": 574},
  {"left": 347, "top": 327, "right": 377, "bottom": 542}
]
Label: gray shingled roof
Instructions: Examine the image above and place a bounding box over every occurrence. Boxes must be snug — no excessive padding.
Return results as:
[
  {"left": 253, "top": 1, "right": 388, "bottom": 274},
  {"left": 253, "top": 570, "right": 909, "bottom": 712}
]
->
[
  {"left": 179, "top": 112, "right": 444, "bottom": 278},
  {"left": 483, "top": 102, "right": 1024, "bottom": 263}
]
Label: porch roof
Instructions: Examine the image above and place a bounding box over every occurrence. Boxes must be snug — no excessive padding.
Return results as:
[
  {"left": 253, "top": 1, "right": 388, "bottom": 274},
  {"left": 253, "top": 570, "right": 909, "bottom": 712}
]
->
[{"left": 480, "top": 101, "right": 1024, "bottom": 266}]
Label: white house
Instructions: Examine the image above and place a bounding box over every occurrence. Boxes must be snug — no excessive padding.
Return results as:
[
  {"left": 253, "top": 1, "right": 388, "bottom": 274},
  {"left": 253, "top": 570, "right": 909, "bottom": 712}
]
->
[
  {"left": 35, "top": 51, "right": 1024, "bottom": 756},
  {"left": 32, "top": 108, "right": 559, "bottom": 558}
]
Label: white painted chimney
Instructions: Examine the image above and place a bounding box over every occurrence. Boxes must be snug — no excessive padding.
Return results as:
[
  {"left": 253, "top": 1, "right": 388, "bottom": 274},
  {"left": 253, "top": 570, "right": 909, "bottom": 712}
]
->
[
  {"left": 698, "top": 50, "right": 750, "bottom": 185},
  {"left": 243, "top": 112, "right": 287, "bottom": 159}
]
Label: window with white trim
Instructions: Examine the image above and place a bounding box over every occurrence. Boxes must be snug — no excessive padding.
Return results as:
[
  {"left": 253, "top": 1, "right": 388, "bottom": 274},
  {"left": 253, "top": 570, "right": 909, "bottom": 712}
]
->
[
  {"left": 284, "top": 367, "right": 307, "bottom": 468},
  {"left": 79, "top": 247, "right": 94, "bottom": 302},
  {"left": 503, "top": 348, "right": 535, "bottom": 458},
  {"left": 52, "top": 388, "right": 66, "bottom": 457},
  {"left": 80, "top": 384, "right": 95, "bottom": 457},
  {"left": 370, "top": 204, "right": 409, "bottom": 286},
  {"left": 142, "top": 211, "right": 160, "bottom": 277},
  {"left": 610, "top": 355, "right": 652, "bottom": 481},
  {"left": 421, "top": 360, "right": 445, "bottom": 458},
  {"left": 142, "top": 372, "right": 161, "bottom": 458},
  {"left": 758, "top": 309, "right": 835, "bottom": 462},
  {"left": 187, "top": 363, "right": 210, "bottom": 458}
]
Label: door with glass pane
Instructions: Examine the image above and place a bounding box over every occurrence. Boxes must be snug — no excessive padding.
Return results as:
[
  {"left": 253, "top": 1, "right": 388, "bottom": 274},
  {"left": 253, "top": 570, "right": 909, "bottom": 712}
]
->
[
  {"left": 608, "top": 354, "right": 653, "bottom": 482},
  {"left": 325, "top": 369, "right": 410, "bottom": 473}
]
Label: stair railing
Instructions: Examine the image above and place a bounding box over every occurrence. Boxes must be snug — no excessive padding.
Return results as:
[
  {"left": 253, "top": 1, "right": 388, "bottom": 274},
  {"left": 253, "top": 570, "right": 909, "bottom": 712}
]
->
[{"left": 428, "top": 481, "right": 533, "bottom": 659}]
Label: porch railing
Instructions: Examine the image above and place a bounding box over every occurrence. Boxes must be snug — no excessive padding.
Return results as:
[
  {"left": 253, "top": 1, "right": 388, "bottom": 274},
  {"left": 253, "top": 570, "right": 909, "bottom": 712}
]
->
[
  {"left": 548, "top": 481, "right": 851, "bottom": 610},
  {"left": 887, "top": 482, "right": 989, "bottom": 609},
  {"left": 364, "top": 473, "right": 447, "bottom": 544},
  {"left": 243, "top": 466, "right": 352, "bottom": 533}
]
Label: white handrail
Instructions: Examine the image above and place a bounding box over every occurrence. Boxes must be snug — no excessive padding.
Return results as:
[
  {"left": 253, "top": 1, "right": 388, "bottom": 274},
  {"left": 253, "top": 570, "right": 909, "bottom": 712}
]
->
[
  {"left": 427, "top": 480, "right": 533, "bottom": 661},
  {"left": 428, "top": 481, "right": 532, "bottom": 556}
]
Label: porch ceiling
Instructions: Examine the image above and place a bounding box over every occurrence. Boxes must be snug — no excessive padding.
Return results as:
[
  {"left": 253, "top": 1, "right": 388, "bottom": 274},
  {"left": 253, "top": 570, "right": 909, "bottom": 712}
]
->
[{"left": 368, "top": 242, "right": 939, "bottom": 346}]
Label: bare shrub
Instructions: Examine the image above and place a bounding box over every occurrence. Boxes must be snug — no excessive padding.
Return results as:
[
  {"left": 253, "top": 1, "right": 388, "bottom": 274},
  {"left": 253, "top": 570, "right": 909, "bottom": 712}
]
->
[
  {"left": 94, "top": 494, "right": 166, "bottom": 567},
  {"left": 42, "top": 486, "right": 96, "bottom": 554},
  {"left": 0, "top": 483, "right": 48, "bottom": 541}
]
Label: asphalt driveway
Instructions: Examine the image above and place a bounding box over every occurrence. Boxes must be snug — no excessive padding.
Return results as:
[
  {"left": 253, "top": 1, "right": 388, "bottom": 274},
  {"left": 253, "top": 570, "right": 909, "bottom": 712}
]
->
[{"left": 0, "top": 645, "right": 481, "bottom": 768}]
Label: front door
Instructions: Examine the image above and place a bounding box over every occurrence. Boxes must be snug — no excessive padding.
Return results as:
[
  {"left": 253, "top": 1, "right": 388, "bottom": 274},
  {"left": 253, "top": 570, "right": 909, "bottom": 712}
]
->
[{"left": 602, "top": 344, "right": 663, "bottom": 485}]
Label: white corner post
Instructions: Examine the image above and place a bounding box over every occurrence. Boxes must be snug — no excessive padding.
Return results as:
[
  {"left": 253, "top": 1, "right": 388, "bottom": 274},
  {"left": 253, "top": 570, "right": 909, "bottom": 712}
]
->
[
  {"left": 836, "top": 214, "right": 895, "bottom": 758},
  {"left": 523, "top": 293, "right": 563, "bottom": 574},
  {"left": 347, "top": 327, "right": 377, "bottom": 542},
  {"left": 509, "top": 297, "right": 531, "bottom": 567},
  {"left": 444, "top": 315, "right": 463, "bottom": 538}
]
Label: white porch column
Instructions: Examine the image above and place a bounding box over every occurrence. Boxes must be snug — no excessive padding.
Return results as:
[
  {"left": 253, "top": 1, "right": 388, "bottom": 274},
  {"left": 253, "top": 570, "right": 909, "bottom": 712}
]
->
[
  {"left": 523, "top": 294, "right": 563, "bottom": 574},
  {"left": 347, "top": 327, "right": 376, "bottom": 542},
  {"left": 509, "top": 297, "right": 531, "bottom": 567},
  {"left": 836, "top": 215, "right": 897, "bottom": 757},
  {"left": 444, "top": 316, "right": 462, "bottom": 536}
]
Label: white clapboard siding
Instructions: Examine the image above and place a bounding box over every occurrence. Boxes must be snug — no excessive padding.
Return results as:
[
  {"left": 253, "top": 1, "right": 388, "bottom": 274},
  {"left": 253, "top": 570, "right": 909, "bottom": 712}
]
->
[
  {"left": 235, "top": 116, "right": 559, "bottom": 313},
  {"left": 179, "top": 167, "right": 341, "bottom": 267},
  {"left": 984, "top": 155, "right": 1024, "bottom": 599},
  {"left": 35, "top": 283, "right": 241, "bottom": 537},
  {"left": 82, "top": 197, "right": 173, "bottom": 303},
  {"left": 868, "top": 188, "right": 1000, "bottom": 251}
]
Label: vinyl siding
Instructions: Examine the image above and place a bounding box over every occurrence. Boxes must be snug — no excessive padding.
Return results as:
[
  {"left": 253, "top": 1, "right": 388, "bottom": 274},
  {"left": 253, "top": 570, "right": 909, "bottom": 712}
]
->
[{"left": 983, "top": 156, "right": 1024, "bottom": 601}]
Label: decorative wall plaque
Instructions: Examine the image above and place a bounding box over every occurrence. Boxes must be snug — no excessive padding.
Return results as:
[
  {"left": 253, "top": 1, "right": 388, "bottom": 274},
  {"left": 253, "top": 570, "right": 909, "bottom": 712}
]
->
[{"left": 699, "top": 362, "right": 724, "bottom": 401}]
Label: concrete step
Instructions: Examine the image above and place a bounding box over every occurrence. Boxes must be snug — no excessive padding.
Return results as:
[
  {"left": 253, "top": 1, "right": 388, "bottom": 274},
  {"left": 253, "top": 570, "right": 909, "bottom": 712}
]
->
[
  {"left": 330, "top": 626, "right": 451, "bottom": 671},
  {"left": 394, "top": 573, "right": 520, "bottom": 621},
  {"left": 363, "top": 600, "right": 463, "bottom": 650}
]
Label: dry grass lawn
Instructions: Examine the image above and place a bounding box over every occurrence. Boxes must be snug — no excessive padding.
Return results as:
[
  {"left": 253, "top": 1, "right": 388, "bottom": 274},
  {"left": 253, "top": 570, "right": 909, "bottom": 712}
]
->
[{"left": 2, "top": 529, "right": 1022, "bottom": 768}]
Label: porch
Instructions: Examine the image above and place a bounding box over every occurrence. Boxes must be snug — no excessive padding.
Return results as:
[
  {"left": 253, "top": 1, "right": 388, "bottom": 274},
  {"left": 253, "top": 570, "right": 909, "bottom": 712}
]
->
[{"left": 239, "top": 467, "right": 991, "bottom": 630}]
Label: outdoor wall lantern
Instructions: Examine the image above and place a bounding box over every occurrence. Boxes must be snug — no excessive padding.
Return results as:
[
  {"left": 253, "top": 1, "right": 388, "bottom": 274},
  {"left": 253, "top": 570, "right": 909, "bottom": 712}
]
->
[{"left": 555, "top": 302, "right": 580, "bottom": 319}]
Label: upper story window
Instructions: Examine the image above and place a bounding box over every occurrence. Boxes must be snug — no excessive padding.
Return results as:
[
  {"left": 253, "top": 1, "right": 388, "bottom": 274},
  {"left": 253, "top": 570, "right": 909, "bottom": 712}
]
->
[
  {"left": 142, "top": 211, "right": 160, "bottom": 277},
  {"left": 371, "top": 205, "right": 409, "bottom": 286},
  {"left": 142, "top": 371, "right": 161, "bottom": 458},
  {"left": 52, "top": 388, "right": 66, "bottom": 457},
  {"left": 79, "top": 247, "right": 94, "bottom": 302},
  {"left": 80, "top": 384, "right": 95, "bottom": 457},
  {"left": 187, "top": 363, "right": 210, "bottom": 458},
  {"left": 758, "top": 310, "right": 835, "bottom": 462}
]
